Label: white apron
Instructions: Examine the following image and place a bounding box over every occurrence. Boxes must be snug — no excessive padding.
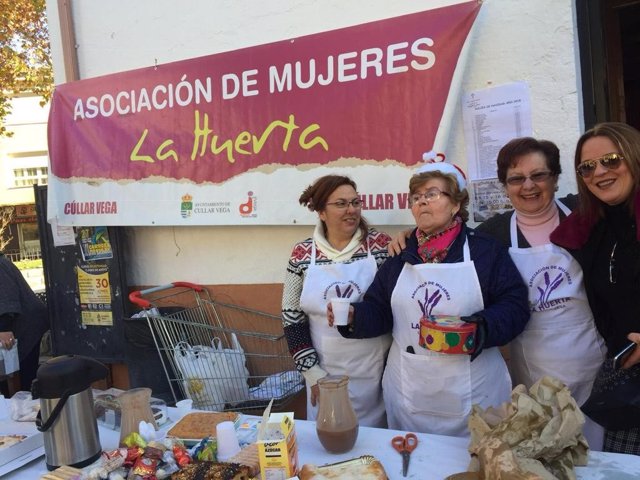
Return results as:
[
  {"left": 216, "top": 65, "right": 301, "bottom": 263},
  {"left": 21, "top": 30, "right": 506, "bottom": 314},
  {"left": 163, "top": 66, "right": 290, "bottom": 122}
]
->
[
  {"left": 508, "top": 200, "right": 607, "bottom": 449},
  {"left": 300, "top": 240, "right": 391, "bottom": 427},
  {"left": 384, "top": 237, "right": 511, "bottom": 437}
]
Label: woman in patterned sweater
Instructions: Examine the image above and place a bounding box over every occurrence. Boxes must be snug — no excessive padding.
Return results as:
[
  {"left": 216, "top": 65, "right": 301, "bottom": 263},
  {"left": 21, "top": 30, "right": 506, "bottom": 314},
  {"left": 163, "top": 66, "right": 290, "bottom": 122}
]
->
[{"left": 282, "top": 175, "right": 391, "bottom": 426}]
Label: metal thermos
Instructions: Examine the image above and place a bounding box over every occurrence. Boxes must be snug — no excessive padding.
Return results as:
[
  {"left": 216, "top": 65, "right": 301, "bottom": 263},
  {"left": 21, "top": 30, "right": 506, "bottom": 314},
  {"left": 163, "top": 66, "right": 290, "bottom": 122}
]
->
[{"left": 32, "top": 355, "right": 109, "bottom": 470}]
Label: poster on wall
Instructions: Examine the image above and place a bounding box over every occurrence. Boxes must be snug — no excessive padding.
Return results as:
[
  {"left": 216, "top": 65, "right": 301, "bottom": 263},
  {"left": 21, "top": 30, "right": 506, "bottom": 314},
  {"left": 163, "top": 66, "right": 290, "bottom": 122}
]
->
[
  {"left": 463, "top": 82, "right": 532, "bottom": 221},
  {"left": 77, "top": 262, "right": 114, "bottom": 326},
  {"left": 462, "top": 81, "right": 532, "bottom": 181},
  {"left": 48, "top": 1, "right": 482, "bottom": 226},
  {"left": 471, "top": 179, "right": 513, "bottom": 223},
  {"left": 77, "top": 226, "right": 114, "bottom": 261}
]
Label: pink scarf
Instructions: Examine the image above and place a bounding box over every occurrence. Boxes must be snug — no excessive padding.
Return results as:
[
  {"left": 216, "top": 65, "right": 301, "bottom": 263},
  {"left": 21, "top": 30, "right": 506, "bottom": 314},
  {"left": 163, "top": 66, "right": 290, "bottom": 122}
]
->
[{"left": 416, "top": 217, "right": 462, "bottom": 263}]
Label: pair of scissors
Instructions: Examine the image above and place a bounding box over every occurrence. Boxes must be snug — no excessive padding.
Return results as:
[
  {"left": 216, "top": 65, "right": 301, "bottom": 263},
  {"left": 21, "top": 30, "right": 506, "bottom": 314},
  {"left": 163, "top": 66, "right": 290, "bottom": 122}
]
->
[{"left": 391, "top": 432, "right": 418, "bottom": 477}]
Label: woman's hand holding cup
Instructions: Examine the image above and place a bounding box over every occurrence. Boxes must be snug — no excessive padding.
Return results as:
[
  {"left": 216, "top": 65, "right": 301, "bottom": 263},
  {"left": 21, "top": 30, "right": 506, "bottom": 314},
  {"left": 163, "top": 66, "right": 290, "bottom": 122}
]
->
[{"left": 327, "top": 298, "right": 353, "bottom": 327}]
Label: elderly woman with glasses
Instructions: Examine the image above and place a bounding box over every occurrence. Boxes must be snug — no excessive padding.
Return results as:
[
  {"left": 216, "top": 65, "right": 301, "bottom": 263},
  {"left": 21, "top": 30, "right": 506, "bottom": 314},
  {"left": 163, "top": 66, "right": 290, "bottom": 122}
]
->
[
  {"left": 328, "top": 162, "right": 528, "bottom": 436},
  {"left": 475, "top": 137, "right": 607, "bottom": 449},
  {"left": 282, "top": 175, "right": 392, "bottom": 427},
  {"left": 551, "top": 122, "right": 640, "bottom": 455}
]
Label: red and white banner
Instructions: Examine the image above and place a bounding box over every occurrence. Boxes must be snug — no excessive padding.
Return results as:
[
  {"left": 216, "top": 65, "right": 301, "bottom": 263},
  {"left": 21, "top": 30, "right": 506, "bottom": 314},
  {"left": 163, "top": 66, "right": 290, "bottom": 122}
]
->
[{"left": 48, "top": 2, "right": 481, "bottom": 225}]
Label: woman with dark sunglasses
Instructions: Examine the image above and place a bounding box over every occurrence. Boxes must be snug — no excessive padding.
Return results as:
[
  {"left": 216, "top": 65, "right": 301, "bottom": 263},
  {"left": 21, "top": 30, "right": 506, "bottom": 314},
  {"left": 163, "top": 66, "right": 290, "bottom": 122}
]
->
[
  {"left": 475, "top": 137, "right": 606, "bottom": 450},
  {"left": 551, "top": 122, "right": 640, "bottom": 455}
]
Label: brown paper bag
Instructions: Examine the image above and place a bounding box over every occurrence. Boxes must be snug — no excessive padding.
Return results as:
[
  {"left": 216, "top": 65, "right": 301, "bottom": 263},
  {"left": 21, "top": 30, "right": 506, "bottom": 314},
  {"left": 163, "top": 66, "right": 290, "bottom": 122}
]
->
[{"left": 453, "top": 376, "right": 589, "bottom": 480}]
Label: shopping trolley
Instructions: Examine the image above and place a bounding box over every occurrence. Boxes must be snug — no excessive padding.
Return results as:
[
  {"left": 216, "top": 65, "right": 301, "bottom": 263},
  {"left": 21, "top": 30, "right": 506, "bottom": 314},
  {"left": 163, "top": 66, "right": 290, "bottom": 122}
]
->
[{"left": 128, "top": 282, "right": 303, "bottom": 412}]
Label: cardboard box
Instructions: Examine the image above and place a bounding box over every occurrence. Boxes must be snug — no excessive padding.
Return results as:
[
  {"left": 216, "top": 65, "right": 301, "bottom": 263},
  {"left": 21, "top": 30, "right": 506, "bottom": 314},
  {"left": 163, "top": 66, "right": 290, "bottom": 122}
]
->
[
  {"left": 0, "top": 430, "right": 44, "bottom": 467},
  {"left": 257, "top": 412, "right": 298, "bottom": 480}
]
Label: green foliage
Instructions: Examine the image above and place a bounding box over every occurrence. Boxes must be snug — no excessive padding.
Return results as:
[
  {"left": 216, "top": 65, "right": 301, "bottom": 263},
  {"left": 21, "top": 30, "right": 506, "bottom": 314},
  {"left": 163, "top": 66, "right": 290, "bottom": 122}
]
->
[
  {"left": 14, "top": 258, "right": 42, "bottom": 269},
  {"left": 0, "top": 0, "right": 53, "bottom": 136}
]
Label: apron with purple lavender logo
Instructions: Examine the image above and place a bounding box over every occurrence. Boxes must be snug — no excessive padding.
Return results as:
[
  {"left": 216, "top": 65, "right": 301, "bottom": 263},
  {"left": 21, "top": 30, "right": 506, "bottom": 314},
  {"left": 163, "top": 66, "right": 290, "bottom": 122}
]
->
[{"left": 300, "top": 240, "right": 391, "bottom": 427}]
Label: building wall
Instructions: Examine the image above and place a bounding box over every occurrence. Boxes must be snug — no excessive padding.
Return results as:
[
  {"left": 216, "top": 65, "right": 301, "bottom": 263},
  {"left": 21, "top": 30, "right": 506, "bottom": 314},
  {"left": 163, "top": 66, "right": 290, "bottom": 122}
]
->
[
  {"left": 0, "top": 95, "right": 49, "bottom": 206},
  {"left": 0, "top": 95, "right": 49, "bottom": 258},
  {"left": 45, "top": 0, "right": 583, "bottom": 292}
]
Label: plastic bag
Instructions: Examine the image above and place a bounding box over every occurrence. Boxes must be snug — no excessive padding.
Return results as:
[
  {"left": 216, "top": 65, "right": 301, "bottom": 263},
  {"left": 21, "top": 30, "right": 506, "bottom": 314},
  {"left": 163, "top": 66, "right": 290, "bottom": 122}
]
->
[
  {"left": 173, "top": 334, "right": 250, "bottom": 409},
  {"left": 173, "top": 342, "right": 226, "bottom": 410},
  {"left": 236, "top": 417, "right": 261, "bottom": 446},
  {"left": 210, "top": 333, "right": 250, "bottom": 406},
  {"left": 0, "top": 340, "right": 19, "bottom": 375},
  {"left": 10, "top": 391, "right": 40, "bottom": 422},
  {"left": 250, "top": 371, "right": 304, "bottom": 400}
]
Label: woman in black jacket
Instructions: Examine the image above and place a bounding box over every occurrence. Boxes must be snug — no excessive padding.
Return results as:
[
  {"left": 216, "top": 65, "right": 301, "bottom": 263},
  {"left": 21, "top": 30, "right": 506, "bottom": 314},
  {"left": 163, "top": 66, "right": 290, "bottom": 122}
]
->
[{"left": 551, "top": 122, "right": 640, "bottom": 455}]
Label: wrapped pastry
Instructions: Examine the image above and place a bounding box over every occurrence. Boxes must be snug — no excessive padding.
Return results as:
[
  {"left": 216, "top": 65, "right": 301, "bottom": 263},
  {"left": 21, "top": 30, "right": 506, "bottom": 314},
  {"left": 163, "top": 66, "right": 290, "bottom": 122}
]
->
[{"left": 227, "top": 444, "right": 259, "bottom": 477}]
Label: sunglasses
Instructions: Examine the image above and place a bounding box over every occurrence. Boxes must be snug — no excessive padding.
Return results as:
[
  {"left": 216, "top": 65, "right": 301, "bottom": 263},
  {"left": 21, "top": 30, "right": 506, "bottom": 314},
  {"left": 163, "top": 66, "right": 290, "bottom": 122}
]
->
[{"left": 576, "top": 153, "right": 624, "bottom": 178}]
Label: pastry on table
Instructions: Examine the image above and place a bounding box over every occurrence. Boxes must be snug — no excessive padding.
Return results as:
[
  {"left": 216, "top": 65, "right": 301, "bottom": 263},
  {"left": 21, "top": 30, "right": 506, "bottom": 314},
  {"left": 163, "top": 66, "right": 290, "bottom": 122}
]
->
[
  {"left": 228, "top": 443, "right": 260, "bottom": 477},
  {"left": 0, "top": 434, "right": 27, "bottom": 449},
  {"left": 299, "top": 458, "right": 388, "bottom": 480},
  {"left": 170, "top": 461, "right": 251, "bottom": 480},
  {"left": 167, "top": 412, "right": 239, "bottom": 440}
]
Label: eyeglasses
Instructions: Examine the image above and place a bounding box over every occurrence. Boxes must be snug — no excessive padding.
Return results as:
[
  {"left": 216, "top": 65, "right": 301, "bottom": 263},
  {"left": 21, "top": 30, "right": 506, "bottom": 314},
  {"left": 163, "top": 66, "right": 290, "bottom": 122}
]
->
[
  {"left": 409, "top": 189, "right": 450, "bottom": 205},
  {"left": 505, "top": 171, "right": 553, "bottom": 186},
  {"left": 576, "top": 153, "right": 624, "bottom": 178},
  {"left": 326, "top": 198, "right": 363, "bottom": 209}
]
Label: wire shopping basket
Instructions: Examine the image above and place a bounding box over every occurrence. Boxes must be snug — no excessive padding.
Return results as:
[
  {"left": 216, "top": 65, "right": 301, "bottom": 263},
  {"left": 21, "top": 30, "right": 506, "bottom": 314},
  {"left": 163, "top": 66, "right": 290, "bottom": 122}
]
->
[{"left": 128, "top": 282, "right": 303, "bottom": 412}]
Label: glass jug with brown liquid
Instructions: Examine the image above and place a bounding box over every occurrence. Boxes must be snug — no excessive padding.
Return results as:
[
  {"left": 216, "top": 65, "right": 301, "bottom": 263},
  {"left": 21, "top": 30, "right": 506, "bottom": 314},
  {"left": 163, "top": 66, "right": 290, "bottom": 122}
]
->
[
  {"left": 118, "top": 387, "right": 157, "bottom": 445},
  {"left": 316, "top": 375, "right": 358, "bottom": 453}
]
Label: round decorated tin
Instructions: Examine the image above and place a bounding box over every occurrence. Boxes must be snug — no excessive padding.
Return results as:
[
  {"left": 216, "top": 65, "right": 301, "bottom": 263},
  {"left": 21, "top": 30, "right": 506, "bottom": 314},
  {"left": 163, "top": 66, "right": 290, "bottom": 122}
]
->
[{"left": 418, "top": 315, "right": 476, "bottom": 354}]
